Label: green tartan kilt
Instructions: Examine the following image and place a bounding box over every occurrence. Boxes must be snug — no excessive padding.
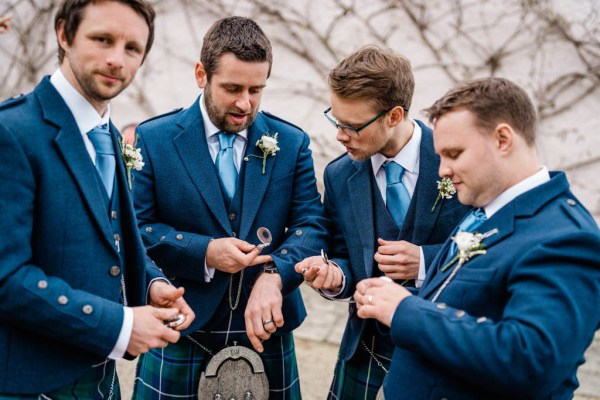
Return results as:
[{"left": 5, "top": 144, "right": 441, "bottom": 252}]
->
[
  {"left": 133, "top": 330, "right": 301, "bottom": 399},
  {"left": 0, "top": 359, "right": 120, "bottom": 400}
]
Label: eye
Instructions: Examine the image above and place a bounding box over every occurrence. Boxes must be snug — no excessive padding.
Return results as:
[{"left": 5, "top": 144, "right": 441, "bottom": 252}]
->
[
  {"left": 126, "top": 44, "right": 142, "bottom": 54},
  {"left": 249, "top": 87, "right": 263, "bottom": 95},
  {"left": 446, "top": 150, "right": 462, "bottom": 160},
  {"left": 94, "top": 36, "right": 110, "bottom": 44}
]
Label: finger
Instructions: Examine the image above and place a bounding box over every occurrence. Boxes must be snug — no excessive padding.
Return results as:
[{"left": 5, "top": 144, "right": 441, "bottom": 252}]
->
[
  {"left": 247, "top": 254, "right": 273, "bottom": 267},
  {"left": 302, "top": 266, "right": 318, "bottom": 282},
  {"left": 245, "top": 315, "right": 264, "bottom": 353},
  {"left": 323, "top": 265, "right": 337, "bottom": 289},
  {"left": 262, "top": 316, "right": 277, "bottom": 333},
  {"left": 234, "top": 239, "right": 256, "bottom": 252},
  {"left": 271, "top": 303, "right": 284, "bottom": 328},
  {"left": 164, "top": 329, "right": 181, "bottom": 344},
  {"left": 153, "top": 306, "right": 180, "bottom": 321},
  {"left": 173, "top": 300, "right": 195, "bottom": 331},
  {"left": 312, "top": 266, "right": 328, "bottom": 288},
  {"left": 356, "top": 277, "right": 385, "bottom": 294}
]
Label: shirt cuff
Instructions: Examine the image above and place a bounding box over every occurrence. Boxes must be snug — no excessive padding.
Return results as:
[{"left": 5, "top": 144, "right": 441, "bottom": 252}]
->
[
  {"left": 415, "top": 247, "right": 426, "bottom": 288},
  {"left": 204, "top": 258, "right": 216, "bottom": 282},
  {"left": 108, "top": 306, "right": 133, "bottom": 360},
  {"left": 319, "top": 260, "right": 345, "bottom": 297}
]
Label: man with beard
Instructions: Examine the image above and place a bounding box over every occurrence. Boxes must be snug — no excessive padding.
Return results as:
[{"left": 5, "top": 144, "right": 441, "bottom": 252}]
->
[
  {"left": 295, "top": 46, "right": 469, "bottom": 399},
  {"left": 0, "top": 1, "right": 194, "bottom": 398},
  {"left": 132, "top": 16, "right": 327, "bottom": 399}
]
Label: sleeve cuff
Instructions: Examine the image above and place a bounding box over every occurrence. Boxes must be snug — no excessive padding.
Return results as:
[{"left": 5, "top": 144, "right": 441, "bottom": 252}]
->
[
  {"left": 108, "top": 306, "right": 133, "bottom": 360},
  {"left": 415, "top": 246, "right": 426, "bottom": 288}
]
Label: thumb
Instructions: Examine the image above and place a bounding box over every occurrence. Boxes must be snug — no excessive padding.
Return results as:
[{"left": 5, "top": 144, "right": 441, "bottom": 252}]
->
[
  {"left": 377, "top": 237, "right": 390, "bottom": 246},
  {"left": 153, "top": 306, "right": 179, "bottom": 321},
  {"left": 236, "top": 239, "right": 258, "bottom": 253}
]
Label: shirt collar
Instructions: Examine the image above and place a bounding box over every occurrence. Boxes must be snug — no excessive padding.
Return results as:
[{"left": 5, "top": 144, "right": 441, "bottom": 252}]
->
[
  {"left": 50, "top": 69, "right": 110, "bottom": 134},
  {"left": 484, "top": 166, "right": 551, "bottom": 218},
  {"left": 371, "top": 119, "right": 422, "bottom": 175},
  {"left": 199, "top": 95, "right": 248, "bottom": 141}
]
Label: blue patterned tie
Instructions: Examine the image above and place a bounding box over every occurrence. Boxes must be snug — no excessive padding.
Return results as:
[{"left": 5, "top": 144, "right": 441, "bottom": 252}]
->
[
  {"left": 216, "top": 132, "right": 238, "bottom": 202},
  {"left": 383, "top": 161, "right": 411, "bottom": 229},
  {"left": 448, "top": 208, "right": 487, "bottom": 256},
  {"left": 87, "top": 124, "right": 116, "bottom": 197}
]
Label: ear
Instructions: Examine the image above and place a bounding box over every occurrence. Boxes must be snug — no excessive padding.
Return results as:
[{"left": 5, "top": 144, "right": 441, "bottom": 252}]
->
[
  {"left": 195, "top": 62, "right": 207, "bottom": 89},
  {"left": 494, "top": 123, "right": 514, "bottom": 155},
  {"left": 56, "top": 20, "right": 69, "bottom": 58},
  {"left": 388, "top": 106, "right": 405, "bottom": 127}
]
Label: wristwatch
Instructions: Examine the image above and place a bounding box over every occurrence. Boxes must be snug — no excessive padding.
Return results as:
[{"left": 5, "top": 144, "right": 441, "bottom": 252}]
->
[{"left": 262, "top": 262, "right": 279, "bottom": 274}]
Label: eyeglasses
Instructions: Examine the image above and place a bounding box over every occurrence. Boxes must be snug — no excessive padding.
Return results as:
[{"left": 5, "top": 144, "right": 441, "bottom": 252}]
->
[{"left": 324, "top": 107, "right": 394, "bottom": 138}]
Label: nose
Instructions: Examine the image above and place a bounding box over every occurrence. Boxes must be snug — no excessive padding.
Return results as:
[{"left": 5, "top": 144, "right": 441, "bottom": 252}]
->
[
  {"left": 336, "top": 127, "right": 351, "bottom": 143},
  {"left": 106, "top": 47, "right": 125, "bottom": 69},
  {"left": 235, "top": 92, "right": 251, "bottom": 113},
  {"left": 438, "top": 159, "right": 452, "bottom": 179}
]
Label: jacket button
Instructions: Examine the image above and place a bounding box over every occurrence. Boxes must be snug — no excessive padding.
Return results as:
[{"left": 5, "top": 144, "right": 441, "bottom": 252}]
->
[
  {"left": 567, "top": 199, "right": 576, "bottom": 206},
  {"left": 111, "top": 211, "right": 118, "bottom": 219},
  {"left": 176, "top": 234, "right": 183, "bottom": 240},
  {"left": 455, "top": 310, "right": 466, "bottom": 318},
  {"left": 109, "top": 266, "right": 121, "bottom": 276},
  {"left": 58, "top": 295, "right": 68, "bottom": 305},
  {"left": 82, "top": 305, "right": 94, "bottom": 315},
  {"left": 436, "top": 302, "right": 447, "bottom": 309},
  {"left": 146, "top": 227, "right": 153, "bottom": 233},
  {"left": 295, "top": 230, "right": 302, "bottom": 236},
  {"left": 229, "top": 213, "right": 236, "bottom": 221},
  {"left": 281, "top": 249, "right": 288, "bottom": 255},
  {"left": 477, "top": 316, "right": 487, "bottom": 323},
  {"left": 37, "top": 280, "right": 48, "bottom": 289}
]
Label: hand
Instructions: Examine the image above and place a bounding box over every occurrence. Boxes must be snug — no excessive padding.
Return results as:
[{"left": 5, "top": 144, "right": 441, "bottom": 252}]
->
[
  {"left": 354, "top": 278, "right": 412, "bottom": 327},
  {"left": 295, "top": 255, "right": 343, "bottom": 290},
  {"left": 244, "top": 273, "right": 283, "bottom": 353},
  {"left": 0, "top": 15, "right": 12, "bottom": 34},
  {"left": 206, "top": 237, "right": 272, "bottom": 274},
  {"left": 149, "top": 280, "right": 195, "bottom": 331},
  {"left": 374, "top": 239, "right": 420, "bottom": 280},
  {"left": 127, "top": 306, "right": 182, "bottom": 356}
]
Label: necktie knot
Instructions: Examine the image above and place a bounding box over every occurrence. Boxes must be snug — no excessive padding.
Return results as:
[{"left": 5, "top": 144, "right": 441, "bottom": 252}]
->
[
  {"left": 218, "top": 132, "right": 236, "bottom": 150},
  {"left": 87, "top": 124, "right": 114, "bottom": 156},
  {"left": 458, "top": 208, "right": 487, "bottom": 233},
  {"left": 384, "top": 161, "right": 404, "bottom": 185}
]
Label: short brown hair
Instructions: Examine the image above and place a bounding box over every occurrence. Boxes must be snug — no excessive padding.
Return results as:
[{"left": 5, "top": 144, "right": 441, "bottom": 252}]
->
[
  {"left": 424, "top": 77, "right": 537, "bottom": 145},
  {"left": 55, "top": 0, "right": 156, "bottom": 64},
  {"left": 200, "top": 16, "right": 273, "bottom": 82},
  {"left": 327, "top": 45, "right": 415, "bottom": 116}
]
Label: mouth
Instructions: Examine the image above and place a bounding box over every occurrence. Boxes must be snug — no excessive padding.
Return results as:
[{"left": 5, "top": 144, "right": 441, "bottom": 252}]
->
[
  {"left": 228, "top": 112, "right": 249, "bottom": 125},
  {"left": 98, "top": 73, "right": 121, "bottom": 85}
]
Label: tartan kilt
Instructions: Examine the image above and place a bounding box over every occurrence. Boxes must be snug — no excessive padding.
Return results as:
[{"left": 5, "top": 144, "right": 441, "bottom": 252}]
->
[
  {"left": 132, "top": 330, "right": 301, "bottom": 399},
  {"left": 328, "top": 332, "right": 393, "bottom": 400},
  {"left": 0, "top": 359, "right": 120, "bottom": 400}
]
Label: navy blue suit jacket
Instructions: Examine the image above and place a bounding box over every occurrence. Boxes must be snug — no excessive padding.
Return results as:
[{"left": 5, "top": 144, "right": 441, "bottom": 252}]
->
[
  {"left": 0, "top": 77, "right": 163, "bottom": 394},
  {"left": 133, "top": 97, "right": 328, "bottom": 333},
  {"left": 324, "top": 121, "right": 469, "bottom": 360},
  {"left": 384, "top": 172, "right": 600, "bottom": 399}
]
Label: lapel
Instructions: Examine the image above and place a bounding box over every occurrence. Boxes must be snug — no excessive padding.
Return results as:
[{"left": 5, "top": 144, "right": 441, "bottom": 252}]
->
[
  {"left": 38, "top": 78, "right": 115, "bottom": 251},
  {"left": 238, "top": 114, "right": 275, "bottom": 240},
  {"left": 347, "top": 160, "right": 376, "bottom": 277},
  {"left": 407, "top": 124, "right": 443, "bottom": 242},
  {"left": 172, "top": 98, "right": 231, "bottom": 234}
]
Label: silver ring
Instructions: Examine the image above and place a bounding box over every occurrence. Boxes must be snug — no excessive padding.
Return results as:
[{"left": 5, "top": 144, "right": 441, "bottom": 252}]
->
[
  {"left": 367, "top": 295, "right": 373, "bottom": 304},
  {"left": 301, "top": 267, "right": 309, "bottom": 275},
  {"left": 263, "top": 319, "right": 273, "bottom": 326}
]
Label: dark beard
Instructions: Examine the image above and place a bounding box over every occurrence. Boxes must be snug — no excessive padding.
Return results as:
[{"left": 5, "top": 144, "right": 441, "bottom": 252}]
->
[{"left": 204, "top": 84, "right": 255, "bottom": 133}]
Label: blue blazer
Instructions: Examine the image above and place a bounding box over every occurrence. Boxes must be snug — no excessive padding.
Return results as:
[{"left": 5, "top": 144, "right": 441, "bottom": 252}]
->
[
  {"left": 133, "top": 97, "right": 328, "bottom": 333},
  {"left": 0, "top": 77, "right": 164, "bottom": 394},
  {"left": 384, "top": 172, "right": 600, "bottom": 399},
  {"left": 323, "top": 121, "right": 469, "bottom": 361}
]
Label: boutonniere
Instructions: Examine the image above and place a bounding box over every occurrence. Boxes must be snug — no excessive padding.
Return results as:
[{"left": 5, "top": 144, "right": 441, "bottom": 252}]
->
[
  {"left": 432, "top": 228, "right": 498, "bottom": 302},
  {"left": 117, "top": 135, "right": 145, "bottom": 190},
  {"left": 244, "top": 132, "right": 279, "bottom": 174},
  {"left": 441, "top": 229, "right": 498, "bottom": 272},
  {"left": 431, "top": 177, "right": 456, "bottom": 212}
]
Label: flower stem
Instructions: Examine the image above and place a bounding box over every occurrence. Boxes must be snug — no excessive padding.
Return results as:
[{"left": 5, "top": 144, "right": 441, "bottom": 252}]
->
[{"left": 431, "top": 194, "right": 441, "bottom": 212}]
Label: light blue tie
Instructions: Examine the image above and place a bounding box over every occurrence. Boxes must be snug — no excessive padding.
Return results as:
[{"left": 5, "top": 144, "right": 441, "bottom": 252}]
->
[
  {"left": 447, "top": 208, "right": 487, "bottom": 256},
  {"left": 384, "top": 161, "right": 411, "bottom": 230},
  {"left": 216, "top": 132, "right": 238, "bottom": 202},
  {"left": 87, "top": 124, "right": 115, "bottom": 197}
]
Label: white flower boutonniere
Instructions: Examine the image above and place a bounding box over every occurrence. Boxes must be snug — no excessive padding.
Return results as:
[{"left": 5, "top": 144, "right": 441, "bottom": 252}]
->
[
  {"left": 118, "top": 136, "right": 145, "bottom": 190},
  {"left": 431, "top": 228, "right": 498, "bottom": 302},
  {"left": 431, "top": 177, "right": 456, "bottom": 212},
  {"left": 441, "top": 230, "right": 497, "bottom": 272},
  {"left": 244, "top": 132, "right": 279, "bottom": 174}
]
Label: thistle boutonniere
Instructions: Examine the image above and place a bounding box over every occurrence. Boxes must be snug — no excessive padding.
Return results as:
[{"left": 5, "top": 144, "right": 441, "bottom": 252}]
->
[
  {"left": 243, "top": 132, "right": 279, "bottom": 174},
  {"left": 117, "top": 135, "right": 145, "bottom": 190},
  {"left": 431, "top": 177, "right": 456, "bottom": 212},
  {"left": 441, "top": 229, "right": 498, "bottom": 272}
]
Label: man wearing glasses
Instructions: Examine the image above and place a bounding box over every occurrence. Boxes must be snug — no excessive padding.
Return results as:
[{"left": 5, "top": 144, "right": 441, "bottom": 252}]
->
[{"left": 295, "top": 46, "right": 469, "bottom": 399}]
